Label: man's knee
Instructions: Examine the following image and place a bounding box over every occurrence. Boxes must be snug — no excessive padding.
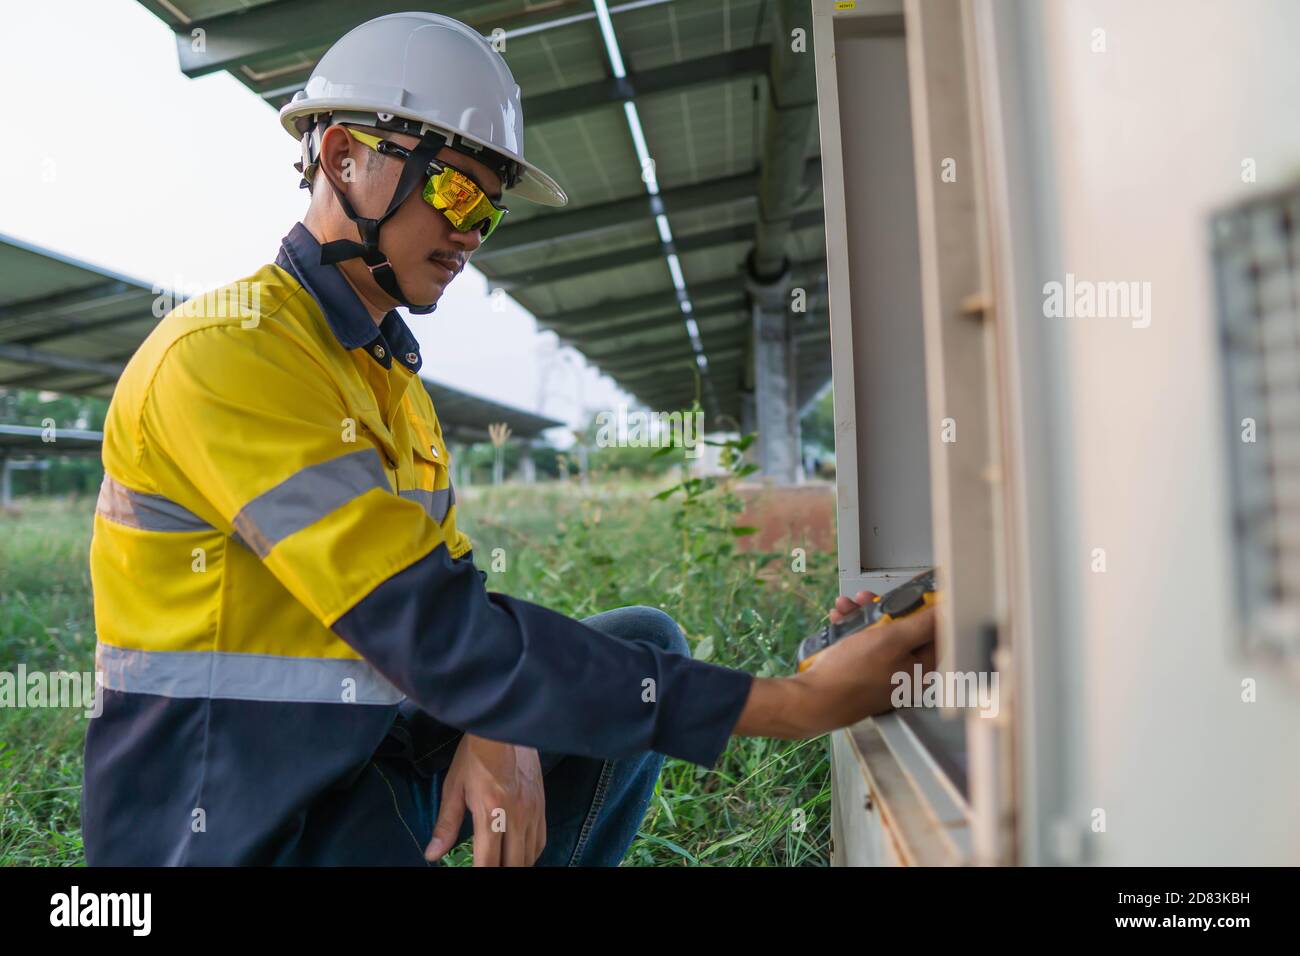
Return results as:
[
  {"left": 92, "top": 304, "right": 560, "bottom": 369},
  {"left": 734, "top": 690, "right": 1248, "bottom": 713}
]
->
[
  {"left": 636, "top": 606, "right": 690, "bottom": 657},
  {"left": 583, "top": 605, "right": 690, "bottom": 658}
]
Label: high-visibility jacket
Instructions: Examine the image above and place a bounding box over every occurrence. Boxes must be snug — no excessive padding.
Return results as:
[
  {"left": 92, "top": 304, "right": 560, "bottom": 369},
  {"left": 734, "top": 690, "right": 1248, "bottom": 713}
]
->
[{"left": 82, "top": 222, "right": 754, "bottom": 865}]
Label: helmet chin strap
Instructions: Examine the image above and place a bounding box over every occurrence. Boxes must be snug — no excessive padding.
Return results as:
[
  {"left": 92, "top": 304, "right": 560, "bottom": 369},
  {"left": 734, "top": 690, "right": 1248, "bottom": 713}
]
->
[{"left": 318, "top": 129, "right": 448, "bottom": 315}]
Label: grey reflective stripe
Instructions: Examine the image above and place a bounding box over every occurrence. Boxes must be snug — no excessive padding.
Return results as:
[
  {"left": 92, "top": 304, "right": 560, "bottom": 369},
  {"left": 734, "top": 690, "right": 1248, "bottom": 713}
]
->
[
  {"left": 95, "top": 642, "right": 404, "bottom": 705},
  {"left": 233, "top": 448, "right": 390, "bottom": 557},
  {"left": 96, "top": 475, "right": 214, "bottom": 533},
  {"left": 400, "top": 485, "right": 454, "bottom": 522}
]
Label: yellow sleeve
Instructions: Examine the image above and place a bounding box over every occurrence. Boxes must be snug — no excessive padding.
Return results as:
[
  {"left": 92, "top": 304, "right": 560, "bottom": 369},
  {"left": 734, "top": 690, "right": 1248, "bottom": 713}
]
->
[{"left": 139, "top": 324, "right": 444, "bottom": 626}]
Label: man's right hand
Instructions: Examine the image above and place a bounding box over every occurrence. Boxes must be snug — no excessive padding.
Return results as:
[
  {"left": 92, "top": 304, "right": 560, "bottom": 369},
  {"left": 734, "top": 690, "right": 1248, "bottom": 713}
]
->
[{"left": 732, "top": 595, "right": 938, "bottom": 741}]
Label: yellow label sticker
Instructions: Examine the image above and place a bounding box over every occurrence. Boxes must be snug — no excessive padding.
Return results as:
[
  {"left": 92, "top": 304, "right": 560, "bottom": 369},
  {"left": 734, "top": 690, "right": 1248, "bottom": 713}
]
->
[{"left": 835, "top": 0, "right": 857, "bottom": 9}]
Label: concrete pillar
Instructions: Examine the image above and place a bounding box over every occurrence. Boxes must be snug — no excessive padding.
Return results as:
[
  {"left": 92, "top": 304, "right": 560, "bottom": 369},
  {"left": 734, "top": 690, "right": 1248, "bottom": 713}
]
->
[
  {"left": 739, "top": 392, "right": 757, "bottom": 440},
  {"left": 739, "top": 0, "right": 817, "bottom": 481},
  {"left": 0, "top": 455, "right": 11, "bottom": 507},
  {"left": 451, "top": 443, "right": 470, "bottom": 488},
  {"left": 576, "top": 442, "right": 589, "bottom": 486},
  {"left": 519, "top": 442, "right": 536, "bottom": 484},
  {"left": 746, "top": 257, "right": 800, "bottom": 484}
]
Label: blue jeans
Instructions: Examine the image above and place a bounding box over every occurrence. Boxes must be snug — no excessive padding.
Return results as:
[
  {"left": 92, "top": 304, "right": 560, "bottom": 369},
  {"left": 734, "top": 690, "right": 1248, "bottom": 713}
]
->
[{"left": 379, "top": 605, "right": 688, "bottom": 866}]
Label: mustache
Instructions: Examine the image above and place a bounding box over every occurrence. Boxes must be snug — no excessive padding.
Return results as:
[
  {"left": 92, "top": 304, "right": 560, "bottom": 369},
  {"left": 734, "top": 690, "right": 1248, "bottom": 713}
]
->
[{"left": 427, "top": 251, "right": 463, "bottom": 274}]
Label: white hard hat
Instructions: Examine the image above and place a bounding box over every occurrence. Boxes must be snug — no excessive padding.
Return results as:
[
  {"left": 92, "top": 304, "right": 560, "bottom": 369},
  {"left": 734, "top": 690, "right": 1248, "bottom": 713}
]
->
[{"left": 279, "top": 11, "right": 567, "bottom": 207}]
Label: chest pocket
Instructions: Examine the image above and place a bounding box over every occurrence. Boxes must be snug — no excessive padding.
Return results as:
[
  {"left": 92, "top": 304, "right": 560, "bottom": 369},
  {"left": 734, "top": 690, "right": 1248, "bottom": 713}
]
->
[{"left": 404, "top": 419, "right": 454, "bottom": 524}]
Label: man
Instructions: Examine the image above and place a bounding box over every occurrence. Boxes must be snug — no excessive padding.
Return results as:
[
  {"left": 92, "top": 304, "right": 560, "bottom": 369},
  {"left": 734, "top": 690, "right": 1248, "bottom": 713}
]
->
[{"left": 83, "top": 12, "right": 935, "bottom": 866}]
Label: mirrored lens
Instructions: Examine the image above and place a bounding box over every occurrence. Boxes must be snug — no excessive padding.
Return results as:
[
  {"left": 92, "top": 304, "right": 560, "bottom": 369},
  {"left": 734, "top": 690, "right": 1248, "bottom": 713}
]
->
[{"left": 423, "top": 168, "right": 507, "bottom": 239}]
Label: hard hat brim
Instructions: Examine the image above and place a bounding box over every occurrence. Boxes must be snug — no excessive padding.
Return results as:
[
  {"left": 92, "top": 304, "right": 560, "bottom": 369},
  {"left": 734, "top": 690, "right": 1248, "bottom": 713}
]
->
[{"left": 510, "top": 162, "right": 568, "bottom": 208}]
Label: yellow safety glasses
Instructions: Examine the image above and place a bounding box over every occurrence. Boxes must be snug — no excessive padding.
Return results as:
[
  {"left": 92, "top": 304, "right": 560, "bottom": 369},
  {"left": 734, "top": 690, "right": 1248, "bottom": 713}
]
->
[{"left": 346, "top": 127, "right": 510, "bottom": 240}]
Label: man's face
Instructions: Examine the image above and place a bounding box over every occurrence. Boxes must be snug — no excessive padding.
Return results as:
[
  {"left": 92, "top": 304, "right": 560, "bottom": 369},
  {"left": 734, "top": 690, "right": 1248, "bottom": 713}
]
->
[{"left": 327, "top": 126, "right": 505, "bottom": 308}]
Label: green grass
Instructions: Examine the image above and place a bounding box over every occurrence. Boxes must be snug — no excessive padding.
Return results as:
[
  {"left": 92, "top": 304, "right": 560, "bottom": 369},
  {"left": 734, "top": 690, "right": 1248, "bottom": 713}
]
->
[
  {"left": 0, "top": 497, "right": 98, "bottom": 865},
  {"left": 0, "top": 470, "right": 839, "bottom": 866}
]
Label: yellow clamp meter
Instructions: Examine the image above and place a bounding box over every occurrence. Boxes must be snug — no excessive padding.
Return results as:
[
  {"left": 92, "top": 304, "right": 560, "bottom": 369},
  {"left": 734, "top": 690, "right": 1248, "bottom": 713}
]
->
[{"left": 796, "top": 568, "right": 937, "bottom": 672}]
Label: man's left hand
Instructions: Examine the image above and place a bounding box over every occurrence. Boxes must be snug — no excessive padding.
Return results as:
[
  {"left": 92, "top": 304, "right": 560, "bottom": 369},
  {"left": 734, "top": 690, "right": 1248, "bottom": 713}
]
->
[{"left": 424, "top": 734, "right": 546, "bottom": 866}]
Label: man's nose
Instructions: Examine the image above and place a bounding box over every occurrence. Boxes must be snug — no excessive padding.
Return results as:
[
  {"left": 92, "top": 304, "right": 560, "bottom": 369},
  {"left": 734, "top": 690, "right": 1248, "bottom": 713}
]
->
[{"left": 447, "top": 223, "right": 482, "bottom": 253}]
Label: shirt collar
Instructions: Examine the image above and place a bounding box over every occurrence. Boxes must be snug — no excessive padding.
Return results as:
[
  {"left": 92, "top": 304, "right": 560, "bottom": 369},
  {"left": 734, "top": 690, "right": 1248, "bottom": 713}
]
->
[{"left": 275, "top": 222, "right": 423, "bottom": 373}]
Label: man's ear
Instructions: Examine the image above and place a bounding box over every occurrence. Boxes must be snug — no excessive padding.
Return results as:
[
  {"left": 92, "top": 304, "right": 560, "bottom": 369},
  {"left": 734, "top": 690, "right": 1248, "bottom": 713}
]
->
[{"left": 316, "top": 125, "right": 363, "bottom": 192}]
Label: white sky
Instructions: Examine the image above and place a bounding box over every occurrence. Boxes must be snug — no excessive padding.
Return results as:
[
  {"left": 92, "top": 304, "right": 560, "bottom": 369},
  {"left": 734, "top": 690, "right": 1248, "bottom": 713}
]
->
[{"left": 0, "top": 0, "right": 632, "bottom": 442}]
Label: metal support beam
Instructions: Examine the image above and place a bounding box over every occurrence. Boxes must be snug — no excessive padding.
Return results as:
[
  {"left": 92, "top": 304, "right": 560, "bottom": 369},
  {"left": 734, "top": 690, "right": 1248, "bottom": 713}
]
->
[
  {"left": 634, "top": 359, "right": 746, "bottom": 396},
  {"left": 546, "top": 287, "right": 743, "bottom": 335},
  {"left": 636, "top": 392, "right": 744, "bottom": 418},
  {"left": 0, "top": 371, "right": 115, "bottom": 395},
  {"left": 173, "top": 0, "right": 488, "bottom": 78},
  {"left": 0, "top": 279, "right": 137, "bottom": 325},
  {"left": 0, "top": 344, "right": 125, "bottom": 378},
  {"left": 635, "top": 352, "right": 748, "bottom": 378},
  {"left": 633, "top": 383, "right": 743, "bottom": 409},
  {"left": 557, "top": 281, "right": 824, "bottom": 375},
  {"left": 477, "top": 159, "right": 821, "bottom": 260},
  {"left": 493, "top": 227, "right": 747, "bottom": 291},
  {"left": 477, "top": 170, "right": 759, "bottom": 259},
  {"left": 541, "top": 261, "right": 825, "bottom": 335},
  {"left": 224, "top": 3, "right": 604, "bottom": 99},
  {"left": 529, "top": 45, "right": 770, "bottom": 124},
  {"left": 254, "top": 5, "right": 758, "bottom": 101},
  {"left": 599, "top": 325, "right": 751, "bottom": 368},
  {"left": 637, "top": 392, "right": 741, "bottom": 415},
  {"left": 258, "top": 23, "right": 766, "bottom": 102},
  {"left": 576, "top": 326, "right": 747, "bottom": 363},
  {"left": 608, "top": 342, "right": 746, "bottom": 377},
  {"left": 575, "top": 307, "right": 746, "bottom": 357},
  {"left": 5, "top": 296, "right": 159, "bottom": 347},
  {"left": 490, "top": 208, "right": 825, "bottom": 290}
]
